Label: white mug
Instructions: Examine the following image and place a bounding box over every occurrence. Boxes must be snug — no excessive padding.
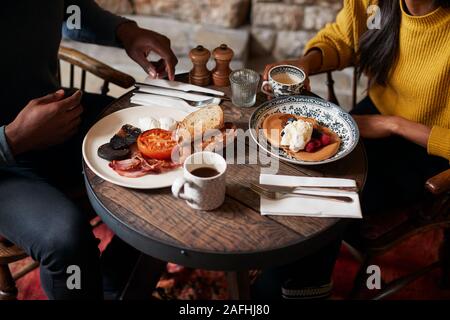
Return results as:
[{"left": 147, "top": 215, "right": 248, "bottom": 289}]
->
[
  {"left": 261, "top": 65, "right": 306, "bottom": 98},
  {"left": 171, "top": 151, "right": 227, "bottom": 211}
]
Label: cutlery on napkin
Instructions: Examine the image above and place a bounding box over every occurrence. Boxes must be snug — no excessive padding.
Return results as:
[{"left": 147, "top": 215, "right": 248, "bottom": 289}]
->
[
  {"left": 140, "top": 77, "right": 225, "bottom": 97},
  {"left": 136, "top": 84, "right": 223, "bottom": 102},
  {"left": 130, "top": 93, "right": 221, "bottom": 114},
  {"left": 258, "top": 174, "right": 362, "bottom": 218}
]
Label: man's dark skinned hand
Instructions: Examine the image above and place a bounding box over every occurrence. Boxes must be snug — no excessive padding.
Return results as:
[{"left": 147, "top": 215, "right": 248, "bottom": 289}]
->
[
  {"left": 5, "top": 89, "right": 83, "bottom": 156},
  {"left": 116, "top": 21, "right": 178, "bottom": 80}
]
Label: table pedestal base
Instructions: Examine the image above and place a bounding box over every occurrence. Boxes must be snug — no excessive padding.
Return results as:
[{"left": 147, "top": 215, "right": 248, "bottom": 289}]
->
[
  {"left": 226, "top": 271, "right": 250, "bottom": 300},
  {"left": 120, "top": 253, "right": 166, "bottom": 300}
]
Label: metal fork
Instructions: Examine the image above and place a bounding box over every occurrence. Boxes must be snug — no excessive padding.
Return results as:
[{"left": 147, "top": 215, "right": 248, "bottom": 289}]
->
[
  {"left": 250, "top": 183, "right": 354, "bottom": 203},
  {"left": 135, "top": 92, "right": 219, "bottom": 107}
]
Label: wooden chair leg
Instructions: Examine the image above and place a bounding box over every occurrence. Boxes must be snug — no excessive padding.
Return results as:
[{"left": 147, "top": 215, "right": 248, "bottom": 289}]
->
[
  {"left": 439, "top": 228, "right": 450, "bottom": 289},
  {"left": 0, "top": 264, "right": 18, "bottom": 300},
  {"left": 349, "top": 255, "right": 372, "bottom": 299}
]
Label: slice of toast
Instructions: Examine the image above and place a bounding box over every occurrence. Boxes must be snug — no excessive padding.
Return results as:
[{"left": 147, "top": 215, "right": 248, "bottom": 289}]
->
[{"left": 178, "top": 105, "right": 224, "bottom": 140}]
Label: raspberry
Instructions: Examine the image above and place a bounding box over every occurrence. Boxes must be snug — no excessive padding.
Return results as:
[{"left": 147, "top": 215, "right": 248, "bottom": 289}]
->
[
  {"left": 320, "top": 133, "right": 332, "bottom": 146},
  {"left": 305, "top": 142, "right": 315, "bottom": 153},
  {"left": 305, "top": 139, "right": 322, "bottom": 153}
]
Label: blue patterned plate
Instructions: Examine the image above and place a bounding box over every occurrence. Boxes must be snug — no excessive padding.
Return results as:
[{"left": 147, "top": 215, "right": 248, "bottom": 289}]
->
[{"left": 249, "top": 95, "right": 359, "bottom": 165}]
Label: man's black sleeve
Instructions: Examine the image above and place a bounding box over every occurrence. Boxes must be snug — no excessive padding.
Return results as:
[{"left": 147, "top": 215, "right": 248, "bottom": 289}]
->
[{"left": 62, "top": 0, "right": 135, "bottom": 47}]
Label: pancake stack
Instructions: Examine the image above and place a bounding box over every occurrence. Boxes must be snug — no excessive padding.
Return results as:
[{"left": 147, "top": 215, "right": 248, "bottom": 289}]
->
[{"left": 261, "top": 113, "right": 341, "bottom": 162}]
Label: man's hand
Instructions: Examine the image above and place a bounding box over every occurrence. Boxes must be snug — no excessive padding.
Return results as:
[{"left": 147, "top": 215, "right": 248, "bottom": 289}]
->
[
  {"left": 117, "top": 22, "right": 178, "bottom": 80},
  {"left": 353, "top": 115, "right": 400, "bottom": 139},
  {"left": 5, "top": 90, "right": 83, "bottom": 156}
]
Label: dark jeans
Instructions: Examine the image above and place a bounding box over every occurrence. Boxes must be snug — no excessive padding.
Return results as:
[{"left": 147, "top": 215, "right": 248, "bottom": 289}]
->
[
  {"left": 252, "top": 96, "right": 449, "bottom": 299},
  {"left": 0, "top": 92, "right": 140, "bottom": 300}
]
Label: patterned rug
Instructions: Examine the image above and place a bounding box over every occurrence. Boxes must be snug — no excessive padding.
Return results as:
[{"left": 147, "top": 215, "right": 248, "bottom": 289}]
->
[{"left": 9, "top": 222, "right": 450, "bottom": 300}]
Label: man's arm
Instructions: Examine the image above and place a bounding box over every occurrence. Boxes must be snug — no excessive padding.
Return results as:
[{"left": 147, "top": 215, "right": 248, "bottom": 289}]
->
[
  {"left": 63, "top": 0, "right": 133, "bottom": 47},
  {"left": 62, "top": 0, "right": 178, "bottom": 80}
]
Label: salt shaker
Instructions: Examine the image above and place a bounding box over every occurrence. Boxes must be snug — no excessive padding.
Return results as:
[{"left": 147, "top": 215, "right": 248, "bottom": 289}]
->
[
  {"left": 189, "top": 45, "right": 211, "bottom": 87},
  {"left": 212, "top": 44, "right": 234, "bottom": 87}
]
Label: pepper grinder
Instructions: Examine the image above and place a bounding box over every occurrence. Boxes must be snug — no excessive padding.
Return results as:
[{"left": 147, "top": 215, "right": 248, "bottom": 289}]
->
[
  {"left": 189, "top": 45, "right": 211, "bottom": 87},
  {"left": 212, "top": 44, "right": 234, "bottom": 87}
]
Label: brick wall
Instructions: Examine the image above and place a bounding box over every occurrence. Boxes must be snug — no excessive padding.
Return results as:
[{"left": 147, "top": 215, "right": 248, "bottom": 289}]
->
[
  {"left": 96, "top": 0, "right": 252, "bottom": 28},
  {"left": 250, "top": 0, "right": 342, "bottom": 59},
  {"left": 96, "top": 0, "right": 342, "bottom": 60}
]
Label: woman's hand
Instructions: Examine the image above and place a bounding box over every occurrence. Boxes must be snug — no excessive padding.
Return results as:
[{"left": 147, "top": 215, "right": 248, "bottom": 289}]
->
[
  {"left": 352, "top": 115, "right": 399, "bottom": 139},
  {"left": 262, "top": 49, "right": 324, "bottom": 97},
  {"left": 263, "top": 59, "right": 311, "bottom": 91},
  {"left": 117, "top": 22, "right": 178, "bottom": 81},
  {"left": 353, "top": 114, "right": 431, "bottom": 148}
]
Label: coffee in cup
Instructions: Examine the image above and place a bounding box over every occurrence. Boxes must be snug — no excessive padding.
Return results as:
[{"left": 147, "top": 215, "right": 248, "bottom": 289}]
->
[
  {"left": 261, "top": 65, "right": 306, "bottom": 98},
  {"left": 171, "top": 151, "right": 227, "bottom": 211}
]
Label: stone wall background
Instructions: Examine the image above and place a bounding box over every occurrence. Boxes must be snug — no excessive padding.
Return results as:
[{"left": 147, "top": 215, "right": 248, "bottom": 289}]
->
[
  {"left": 251, "top": 0, "right": 342, "bottom": 59},
  {"left": 65, "top": 0, "right": 365, "bottom": 107},
  {"left": 95, "top": 0, "right": 342, "bottom": 60}
]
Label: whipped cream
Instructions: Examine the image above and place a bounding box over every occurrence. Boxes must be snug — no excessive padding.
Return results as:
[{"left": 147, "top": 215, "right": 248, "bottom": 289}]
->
[{"left": 280, "top": 119, "right": 313, "bottom": 152}]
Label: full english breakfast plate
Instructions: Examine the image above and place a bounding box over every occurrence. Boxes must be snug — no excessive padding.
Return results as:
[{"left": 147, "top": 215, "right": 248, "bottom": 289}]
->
[{"left": 83, "top": 105, "right": 236, "bottom": 189}]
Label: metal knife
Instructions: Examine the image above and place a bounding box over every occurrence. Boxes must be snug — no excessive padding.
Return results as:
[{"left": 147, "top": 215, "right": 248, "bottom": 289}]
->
[
  {"left": 135, "top": 82, "right": 228, "bottom": 99},
  {"left": 257, "top": 183, "right": 359, "bottom": 193}
]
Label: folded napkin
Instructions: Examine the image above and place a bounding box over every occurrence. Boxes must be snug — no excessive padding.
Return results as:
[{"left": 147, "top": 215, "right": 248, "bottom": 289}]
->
[
  {"left": 131, "top": 93, "right": 221, "bottom": 114},
  {"left": 259, "top": 174, "right": 362, "bottom": 218}
]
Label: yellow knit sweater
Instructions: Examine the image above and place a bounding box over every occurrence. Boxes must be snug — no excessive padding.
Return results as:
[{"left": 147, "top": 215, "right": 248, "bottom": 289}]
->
[{"left": 305, "top": 0, "right": 450, "bottom": 161}]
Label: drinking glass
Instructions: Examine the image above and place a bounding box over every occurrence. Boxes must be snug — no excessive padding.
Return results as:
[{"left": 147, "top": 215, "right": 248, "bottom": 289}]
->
[{"left": 229, "top": 69, "right": 260, "bottom": 108}]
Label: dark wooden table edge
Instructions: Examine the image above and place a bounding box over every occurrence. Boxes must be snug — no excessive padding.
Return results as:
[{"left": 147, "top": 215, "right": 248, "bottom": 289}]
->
[{"left": 84, "top": 168, "right": 350, "bottom": 271}]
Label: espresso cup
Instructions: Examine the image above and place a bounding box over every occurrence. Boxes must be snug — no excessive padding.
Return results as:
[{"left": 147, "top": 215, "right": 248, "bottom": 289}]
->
[
  {"left": 171, "top": 151, "right": 227, "bottom": 211},
  {"left": 261, "top": 65, "right": 306, "bottom": 98}
]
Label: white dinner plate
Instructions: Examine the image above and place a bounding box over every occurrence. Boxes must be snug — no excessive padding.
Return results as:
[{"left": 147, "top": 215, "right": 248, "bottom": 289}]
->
[{"left": 82, "top": 105, "right": 189, "bottom": 189}]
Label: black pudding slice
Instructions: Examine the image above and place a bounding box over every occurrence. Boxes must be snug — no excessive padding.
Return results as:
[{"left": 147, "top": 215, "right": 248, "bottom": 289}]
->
[
  {"left": 110, "top": 124, "right": 142, "bottom": 150},
  {"left": 98, "top": 143, "right": 130, "bottom": 161}
]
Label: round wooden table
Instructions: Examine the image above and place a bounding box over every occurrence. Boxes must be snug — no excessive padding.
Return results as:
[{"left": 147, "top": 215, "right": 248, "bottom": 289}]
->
[{"left": 83, "top": 75, "right": 367, "bottom": 299}]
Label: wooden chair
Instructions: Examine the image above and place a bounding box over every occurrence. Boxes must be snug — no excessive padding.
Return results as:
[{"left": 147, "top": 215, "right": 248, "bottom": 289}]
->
[
  {"left": 0, "top": 238, "right": 30, "bottom": 300},
  {"left": 57, "top": 46, "right": 135, "bottom": 95},
  {"left": 310, "top": 67, "right": 358, "bottom": 110},
  {"left": 316, "top": 67, "right": 450, "bottom": 299},
  {"left": 346, "top": 175, "right": 450, "bottom": 299},
  {"left": 0, "top": 46, "right": 135, "bottom": 300}
]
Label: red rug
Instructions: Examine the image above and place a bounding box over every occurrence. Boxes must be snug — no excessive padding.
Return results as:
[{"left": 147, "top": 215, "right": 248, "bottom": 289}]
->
[{"left": 10, "top": 223, "right": 450, "bottom": 300}]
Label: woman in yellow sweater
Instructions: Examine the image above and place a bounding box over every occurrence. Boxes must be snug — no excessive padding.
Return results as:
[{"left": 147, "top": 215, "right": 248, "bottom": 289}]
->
[{"left": 253, "top": 0, "right": 450, "bottom": 299}]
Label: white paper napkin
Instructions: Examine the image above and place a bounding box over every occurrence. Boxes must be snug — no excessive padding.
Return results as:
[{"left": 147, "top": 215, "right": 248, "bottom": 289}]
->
[{"left": 259, "top": 174, "right": 362, "bottom": 218}]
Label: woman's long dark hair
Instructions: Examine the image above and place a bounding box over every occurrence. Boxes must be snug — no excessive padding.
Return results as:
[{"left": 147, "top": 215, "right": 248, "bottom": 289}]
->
[{"left": 358, "top": 0, "right": 449, "bottom": 86}]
